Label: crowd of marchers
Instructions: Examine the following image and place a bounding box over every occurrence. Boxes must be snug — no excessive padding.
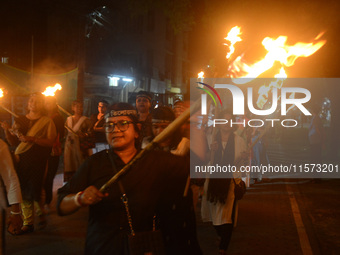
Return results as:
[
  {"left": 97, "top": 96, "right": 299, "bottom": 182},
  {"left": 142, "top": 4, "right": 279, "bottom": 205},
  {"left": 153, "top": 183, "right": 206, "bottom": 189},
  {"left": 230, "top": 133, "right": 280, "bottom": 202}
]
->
[{"left": 0, "top": 90, "right": 324, "bottom": 255}]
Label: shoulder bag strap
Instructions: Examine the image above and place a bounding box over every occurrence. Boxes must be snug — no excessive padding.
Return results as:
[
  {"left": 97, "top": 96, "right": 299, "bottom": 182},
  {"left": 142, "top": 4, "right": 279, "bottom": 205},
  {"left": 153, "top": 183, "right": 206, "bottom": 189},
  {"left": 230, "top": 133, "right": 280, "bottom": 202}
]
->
[{"left": 107, "top": 150, "right": 135, "bottom": 236}]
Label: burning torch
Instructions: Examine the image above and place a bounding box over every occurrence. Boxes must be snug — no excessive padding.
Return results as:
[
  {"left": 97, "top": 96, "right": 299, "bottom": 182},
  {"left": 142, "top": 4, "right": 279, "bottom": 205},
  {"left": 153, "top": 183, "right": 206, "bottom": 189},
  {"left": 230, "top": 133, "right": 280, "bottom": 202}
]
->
[
  {"left": 42, "top": 83, "right": 77, "bottom": 136},
  {"left": 0, "top": 88, "right": 19, "bottom": 118},
  {"left": 42, "top": 83, "right": 72, "bottom": 117}
]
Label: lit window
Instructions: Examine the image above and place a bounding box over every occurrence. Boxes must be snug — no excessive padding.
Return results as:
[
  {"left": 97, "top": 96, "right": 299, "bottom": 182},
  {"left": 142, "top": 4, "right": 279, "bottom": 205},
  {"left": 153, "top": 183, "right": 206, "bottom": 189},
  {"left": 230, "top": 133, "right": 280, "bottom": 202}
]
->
[{"left": 109, "top": 77, "right": 120, "bottom": 87}]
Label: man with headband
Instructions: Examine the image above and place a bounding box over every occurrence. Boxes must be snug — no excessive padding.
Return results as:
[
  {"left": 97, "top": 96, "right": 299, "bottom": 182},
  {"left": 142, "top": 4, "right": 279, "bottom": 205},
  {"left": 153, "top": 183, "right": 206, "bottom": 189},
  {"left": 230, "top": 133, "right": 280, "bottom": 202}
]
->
[{"left": 57, "top": 102, "right": 205, "bottom": 255}]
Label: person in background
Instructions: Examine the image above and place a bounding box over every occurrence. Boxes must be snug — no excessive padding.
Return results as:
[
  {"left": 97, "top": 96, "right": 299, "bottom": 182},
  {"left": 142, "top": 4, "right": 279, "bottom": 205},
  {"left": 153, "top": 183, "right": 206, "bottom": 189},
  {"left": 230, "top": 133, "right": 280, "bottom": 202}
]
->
[
  {"left": 64, "top": 100, "right": 93, "bottom": 182},
  {"left": 251, "top": 126, "right": 269, "bottom": 183},
  {"left": 43, "top": 96, "right": 65, "bottom": 211},
  {"left": 142, "top": 106, "right": 202, "bottom": 254},
  {"left": 173, "top": 99, "right": 186, "bottom": 119},
  {"left": 308, "top": 104, "right": 324, "bottom": 165},
  {"left": 135, "top": 91, "right": 153, "bottom": 143},
  {"left": 141, "top": 106, "right": 182, "bottom": 151},
  {"left": 308, "top": 104, "right": 324, "bottom": 183},
  {"left": 90, "top": 100, "right": 109, "bottom": 154},
  {"left": 172, "top": 99, "right": 205, "bottom": 210},
  {"left": 201, "top": 110, "right": 247, "bottom": 255},
  {"left": 57, "top": 103, "right": 206, "bottom": 255},
  {"left": 173, "top": 100, "right": 190, "bottom": 139},
  {"left": 1, "top": 92, "right": 56, "bottom": 234},
  {"left": 0, "top": 139, "right": 22, "bottom": 241}
]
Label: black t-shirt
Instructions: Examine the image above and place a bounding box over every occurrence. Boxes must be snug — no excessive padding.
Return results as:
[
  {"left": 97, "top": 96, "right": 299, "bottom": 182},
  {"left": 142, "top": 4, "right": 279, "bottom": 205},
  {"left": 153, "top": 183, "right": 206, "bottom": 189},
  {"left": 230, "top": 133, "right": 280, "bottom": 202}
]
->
[
  {"left": 57, "top": 149, "right": 195, "bottom": 255},
  {"left": 90, "top": 114, "right": 107, "bottom": 144},
  {"left": 52, "top": 113, "right": 65, "bottom": 138}
]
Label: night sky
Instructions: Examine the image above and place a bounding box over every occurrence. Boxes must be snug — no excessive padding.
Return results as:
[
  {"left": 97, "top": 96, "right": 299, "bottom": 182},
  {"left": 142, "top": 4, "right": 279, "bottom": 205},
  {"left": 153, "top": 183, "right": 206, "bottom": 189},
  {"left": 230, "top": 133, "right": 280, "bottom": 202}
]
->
[
  {"left": 189, "top": 0, "right": 340, "bottom": 78},
  {"left": 1, "top": 0, "right": 339, "bottom": 77}
]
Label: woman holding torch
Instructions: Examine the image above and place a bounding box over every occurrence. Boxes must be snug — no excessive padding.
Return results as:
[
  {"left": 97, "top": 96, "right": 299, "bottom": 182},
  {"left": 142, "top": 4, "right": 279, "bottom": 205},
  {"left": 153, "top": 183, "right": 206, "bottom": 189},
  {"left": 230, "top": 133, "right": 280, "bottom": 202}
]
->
[
  {"left": 57, "top": 103, "right": 205, "bottom": 255},
  {"left": 2, "top": 92, "right": 56, "bottom": 234}
]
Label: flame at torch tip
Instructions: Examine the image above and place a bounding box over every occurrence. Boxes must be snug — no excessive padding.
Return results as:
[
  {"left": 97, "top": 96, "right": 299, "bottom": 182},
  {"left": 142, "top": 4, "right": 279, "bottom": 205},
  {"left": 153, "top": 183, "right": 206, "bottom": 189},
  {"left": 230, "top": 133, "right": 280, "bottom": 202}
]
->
[
  {"left": 0, "top": 88, "right": 3, "bottom": 98},
  {"left": 42, "top": 83, "right": 62, "bottom": 96},
  {"left": 230, "top": 33, "right": 326, "bottom": 84},
  {"left": 224, "top": 27, "right": 326, "bottom": 113},
  {"left": 198, "top": 71, "right": 204, "bottom": 79},
  {"left": 224, "top": 26, "right": 242, "bottom": 60}
]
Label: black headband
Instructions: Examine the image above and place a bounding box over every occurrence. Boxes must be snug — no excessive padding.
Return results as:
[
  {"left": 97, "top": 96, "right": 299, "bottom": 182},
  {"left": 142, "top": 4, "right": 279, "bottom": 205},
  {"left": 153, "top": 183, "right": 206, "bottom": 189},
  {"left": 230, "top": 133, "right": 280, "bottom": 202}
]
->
[{"left": 105, "top": 110, "right": 137, "bottom": 118}]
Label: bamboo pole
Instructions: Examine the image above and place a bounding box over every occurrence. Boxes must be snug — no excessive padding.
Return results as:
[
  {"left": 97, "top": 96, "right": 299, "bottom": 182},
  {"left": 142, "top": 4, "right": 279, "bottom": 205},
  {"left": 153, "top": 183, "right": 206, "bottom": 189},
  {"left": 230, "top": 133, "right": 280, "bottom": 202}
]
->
[
  {"left": 0, "top": 103, "right": 19, "bottom": 118},
  {"left": 57, "top": 104, "right": 72, "bottom": 116},
  {"left": 64, "top": 124, "right": 79, "bottom": 137}
]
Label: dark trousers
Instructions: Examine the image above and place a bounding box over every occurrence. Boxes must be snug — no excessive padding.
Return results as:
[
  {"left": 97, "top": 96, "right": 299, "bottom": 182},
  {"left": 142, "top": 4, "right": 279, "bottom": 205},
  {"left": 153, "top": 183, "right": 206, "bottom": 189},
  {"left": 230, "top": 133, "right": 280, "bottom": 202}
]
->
[
  {"left": 44, "top": 156, "right": 60, "bottom": 205},
  {"left": 213, "top": 199, "right": 236, "bottom": 251},
  {"left": 213, "top": 223, "right": 234, "bottom": 250}
]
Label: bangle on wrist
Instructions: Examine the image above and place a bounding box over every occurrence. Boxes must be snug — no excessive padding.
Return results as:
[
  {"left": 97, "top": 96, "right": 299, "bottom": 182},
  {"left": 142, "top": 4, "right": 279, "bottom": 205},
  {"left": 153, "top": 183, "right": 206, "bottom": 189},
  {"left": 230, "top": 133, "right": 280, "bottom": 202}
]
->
[
  {"left": 74, "top": 191, "right": 85, "bottom": 207},
  {"left": 10, "top": 211, "right": 21, "bottom": 215}
]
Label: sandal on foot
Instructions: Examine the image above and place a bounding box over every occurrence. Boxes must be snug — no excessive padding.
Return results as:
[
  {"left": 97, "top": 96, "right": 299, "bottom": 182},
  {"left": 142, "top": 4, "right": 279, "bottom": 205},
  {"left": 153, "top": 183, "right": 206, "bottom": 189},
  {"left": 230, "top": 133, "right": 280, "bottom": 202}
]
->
[
  {"left": 7, "top": 224, "right": 22, "bottom": 236},
  {"left": 17, "top": 225, "right": 34, "bottom": 235}
]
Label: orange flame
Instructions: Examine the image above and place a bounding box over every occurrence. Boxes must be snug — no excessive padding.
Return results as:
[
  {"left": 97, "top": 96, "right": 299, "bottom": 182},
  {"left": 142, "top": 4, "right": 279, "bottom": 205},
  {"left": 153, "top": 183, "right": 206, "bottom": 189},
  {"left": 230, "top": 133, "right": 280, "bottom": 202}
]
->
[
  {"left": 42, "top": 83, "right": 62, "bottom": 96},
  {"left": 224, "top": 26, "right": 242, "bottom": 59},
  {"left": 227, "top": 29, "right": 326, "bottom": 110},
  {"left": 0, "top": 88, "right": 3, "bottom": 98},
  {"left": 230, "top": 34, "right": 326, "bottom": 84},
  {"left": 198, "top": 71, "right": 204, "bottom": 79}
]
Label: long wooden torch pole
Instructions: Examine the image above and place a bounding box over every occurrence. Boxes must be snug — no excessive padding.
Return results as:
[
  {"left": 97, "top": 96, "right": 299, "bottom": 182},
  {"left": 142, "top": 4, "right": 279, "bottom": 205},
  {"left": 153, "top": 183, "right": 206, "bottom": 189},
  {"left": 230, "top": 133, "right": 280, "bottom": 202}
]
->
[{"left": 0, "top": 103, "right": 19, "bottom": 118}]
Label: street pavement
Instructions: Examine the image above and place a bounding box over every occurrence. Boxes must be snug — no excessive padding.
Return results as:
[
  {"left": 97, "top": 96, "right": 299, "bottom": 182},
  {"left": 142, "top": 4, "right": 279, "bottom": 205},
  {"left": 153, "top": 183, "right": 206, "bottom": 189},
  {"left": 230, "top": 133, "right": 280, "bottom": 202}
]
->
[{"left": 5, "top": 172, "right": 340, "bottom": 255}]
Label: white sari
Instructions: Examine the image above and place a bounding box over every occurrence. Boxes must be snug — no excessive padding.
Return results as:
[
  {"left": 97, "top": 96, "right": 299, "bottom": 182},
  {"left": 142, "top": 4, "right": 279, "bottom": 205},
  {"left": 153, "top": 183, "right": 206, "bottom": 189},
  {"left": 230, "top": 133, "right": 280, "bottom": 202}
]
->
[
  {"left": 63, "top": 116, "right": 88, "bottom": 176},
  {"left": 201, "top": 134, "right": 247, "bottom": 226}
]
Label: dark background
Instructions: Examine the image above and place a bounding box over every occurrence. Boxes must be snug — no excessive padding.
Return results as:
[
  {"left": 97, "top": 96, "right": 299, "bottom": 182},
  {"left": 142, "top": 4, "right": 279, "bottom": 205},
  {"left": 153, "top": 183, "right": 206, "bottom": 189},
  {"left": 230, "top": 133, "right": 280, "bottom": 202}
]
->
[{"left": 1, "top": 0, "right": 339, "bottom": 76}]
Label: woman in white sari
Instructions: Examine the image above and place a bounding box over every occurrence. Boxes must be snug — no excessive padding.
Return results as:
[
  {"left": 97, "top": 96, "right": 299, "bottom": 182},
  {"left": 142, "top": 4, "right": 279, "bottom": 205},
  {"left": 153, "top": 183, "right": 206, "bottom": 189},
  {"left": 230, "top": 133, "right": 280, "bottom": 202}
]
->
[
  {"left": 64, "top": 100, "right": 93, "bottom": 182},
  {"left": 201, "top": 110, "right": 247, "bottom": 255}
]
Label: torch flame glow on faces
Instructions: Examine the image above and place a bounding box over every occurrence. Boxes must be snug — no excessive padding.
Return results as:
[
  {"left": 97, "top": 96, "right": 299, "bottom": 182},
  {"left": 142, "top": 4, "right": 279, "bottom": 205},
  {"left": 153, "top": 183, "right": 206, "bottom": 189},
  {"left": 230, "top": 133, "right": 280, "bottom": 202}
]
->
[{"left": 42, "top": 83, "right": 62, "bottom": 96}]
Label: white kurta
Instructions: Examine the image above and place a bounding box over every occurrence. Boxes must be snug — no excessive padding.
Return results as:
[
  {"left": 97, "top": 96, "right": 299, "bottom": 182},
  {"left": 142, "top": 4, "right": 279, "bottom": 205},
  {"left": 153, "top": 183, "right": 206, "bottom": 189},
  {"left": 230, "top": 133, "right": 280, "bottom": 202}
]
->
[
  {"left": 201, "top": 134, "right": 246, "bottom": 226},
  {"left": 64, "top": 116, "right": 88, "bottom": 174}
]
